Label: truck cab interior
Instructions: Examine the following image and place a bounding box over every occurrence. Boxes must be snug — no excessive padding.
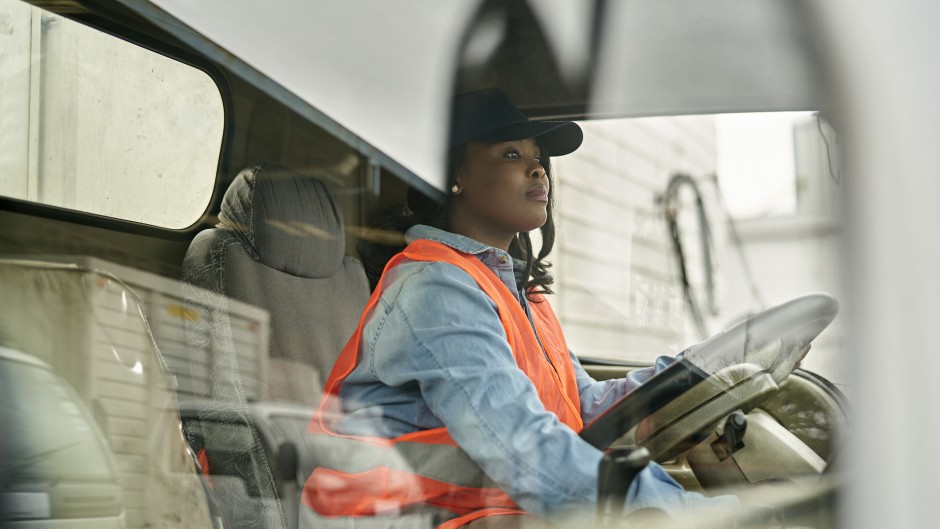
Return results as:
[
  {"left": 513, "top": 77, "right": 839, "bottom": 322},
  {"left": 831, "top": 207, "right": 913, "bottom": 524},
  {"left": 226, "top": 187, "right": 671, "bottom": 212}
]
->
[{"left": 0, "top": 1, "right": 856, "bottom": 528}]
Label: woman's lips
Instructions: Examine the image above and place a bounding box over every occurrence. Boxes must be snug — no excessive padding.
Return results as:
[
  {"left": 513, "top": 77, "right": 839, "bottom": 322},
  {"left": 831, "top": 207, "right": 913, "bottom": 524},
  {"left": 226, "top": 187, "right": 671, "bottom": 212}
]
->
[{"left": 526, "top": 185, "right": 548, "bottom": 201}]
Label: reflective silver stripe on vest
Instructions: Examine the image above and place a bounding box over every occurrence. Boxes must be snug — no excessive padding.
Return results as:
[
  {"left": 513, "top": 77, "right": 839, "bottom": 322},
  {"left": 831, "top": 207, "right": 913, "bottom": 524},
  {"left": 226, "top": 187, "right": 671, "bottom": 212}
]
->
[
  {"left": 310, "top": 434, "right": 500, "bottom": 489},
  {"left": 302, "top": 502, "right": 454, "bottom": 528}
]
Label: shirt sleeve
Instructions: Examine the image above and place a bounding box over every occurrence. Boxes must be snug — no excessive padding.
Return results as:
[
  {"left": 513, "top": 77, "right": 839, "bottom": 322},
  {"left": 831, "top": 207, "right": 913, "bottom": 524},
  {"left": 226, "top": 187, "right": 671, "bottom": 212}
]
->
[{"left": 569, "top": 352, "right": 677, "bottom": 424}]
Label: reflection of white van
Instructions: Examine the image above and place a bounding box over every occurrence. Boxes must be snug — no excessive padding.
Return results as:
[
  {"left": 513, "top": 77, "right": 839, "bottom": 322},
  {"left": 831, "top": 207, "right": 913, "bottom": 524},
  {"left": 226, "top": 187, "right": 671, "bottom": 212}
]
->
[{"left": 0, "top": 346, "right": 125, "bottom": 528}]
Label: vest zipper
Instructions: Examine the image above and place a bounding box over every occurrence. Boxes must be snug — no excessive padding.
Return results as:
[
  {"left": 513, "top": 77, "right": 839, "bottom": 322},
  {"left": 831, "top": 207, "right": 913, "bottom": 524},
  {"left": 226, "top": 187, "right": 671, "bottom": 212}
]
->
[{"left": 521, "top": 295, "right": 559, "bottom": 377}]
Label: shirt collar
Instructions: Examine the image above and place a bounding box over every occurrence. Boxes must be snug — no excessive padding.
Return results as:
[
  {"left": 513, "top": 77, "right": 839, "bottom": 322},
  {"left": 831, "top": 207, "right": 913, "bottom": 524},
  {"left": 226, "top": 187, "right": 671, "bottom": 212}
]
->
[
  {"left": 406, "top": 224, "right": 500, "bottom": 256},
  {"left": 405, "top": 225, "right": 530, "bottom": 290}
]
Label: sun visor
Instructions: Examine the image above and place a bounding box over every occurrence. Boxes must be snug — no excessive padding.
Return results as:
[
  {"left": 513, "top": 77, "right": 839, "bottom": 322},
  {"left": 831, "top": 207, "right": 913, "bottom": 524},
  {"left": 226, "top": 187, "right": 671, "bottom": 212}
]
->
[{"left": 591, "top": 0, "right": 823, "bottom": 117}]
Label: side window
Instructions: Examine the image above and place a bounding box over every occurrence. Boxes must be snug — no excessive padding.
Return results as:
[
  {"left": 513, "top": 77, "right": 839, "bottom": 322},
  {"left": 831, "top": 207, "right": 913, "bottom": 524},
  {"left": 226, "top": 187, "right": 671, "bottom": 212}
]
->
[
  {"left": 0, "top": 0, "right": 223, "bottom": 228},
  {"left": 716, "top": 112, "right": 839, "bottom": 219},
  {"left": 552, "top": 113, "right": 842, "bottom": 385}
]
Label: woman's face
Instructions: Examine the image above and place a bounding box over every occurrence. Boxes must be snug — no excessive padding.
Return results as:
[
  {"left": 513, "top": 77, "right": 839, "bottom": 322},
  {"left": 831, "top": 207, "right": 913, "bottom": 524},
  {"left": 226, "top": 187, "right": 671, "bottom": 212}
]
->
[{"left": 449, "top": 137, "right": 549, "bottom": 251}]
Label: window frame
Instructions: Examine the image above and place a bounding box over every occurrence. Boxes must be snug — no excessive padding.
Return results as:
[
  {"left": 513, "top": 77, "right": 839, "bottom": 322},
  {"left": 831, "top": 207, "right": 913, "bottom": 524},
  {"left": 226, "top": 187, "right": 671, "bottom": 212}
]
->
[{"left": 0, "top": 1, "right": 233, "bottom": 239}]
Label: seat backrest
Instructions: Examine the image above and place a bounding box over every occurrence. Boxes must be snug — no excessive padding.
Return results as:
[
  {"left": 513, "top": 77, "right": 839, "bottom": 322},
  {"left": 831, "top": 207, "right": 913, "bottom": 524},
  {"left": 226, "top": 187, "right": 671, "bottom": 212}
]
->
[{"left": 183, "top": 163, "right": 370, "bottom": 405}]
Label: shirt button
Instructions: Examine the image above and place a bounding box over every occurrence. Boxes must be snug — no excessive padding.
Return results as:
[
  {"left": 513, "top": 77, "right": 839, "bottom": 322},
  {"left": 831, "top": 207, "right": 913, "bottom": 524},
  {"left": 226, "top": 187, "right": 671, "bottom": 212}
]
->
[{"left": 498, "top": 256, "right": 508, "bottom": 265}]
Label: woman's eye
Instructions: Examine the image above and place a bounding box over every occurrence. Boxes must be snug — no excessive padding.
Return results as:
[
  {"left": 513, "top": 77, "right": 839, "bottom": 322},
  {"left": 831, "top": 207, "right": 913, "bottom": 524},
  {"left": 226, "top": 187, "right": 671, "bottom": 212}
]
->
[
  {"left": 504, "top": 150, "right": 521, "bottom": 160},
  {"left": 534, "top": 156, "right": 542, "bottom": 164}
]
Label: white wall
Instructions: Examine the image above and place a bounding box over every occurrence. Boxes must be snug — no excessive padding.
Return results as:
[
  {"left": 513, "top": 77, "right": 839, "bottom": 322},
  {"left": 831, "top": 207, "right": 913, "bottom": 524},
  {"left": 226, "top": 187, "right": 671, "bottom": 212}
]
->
[
  {"left": 552, "top": 113, "right": 845, "bottom": 392},
  {"left": 552, "top": 115, "right": 724, "bottom": 364},
  {"left": 0, "top": 0, "right": 222, "bottom": 228}
]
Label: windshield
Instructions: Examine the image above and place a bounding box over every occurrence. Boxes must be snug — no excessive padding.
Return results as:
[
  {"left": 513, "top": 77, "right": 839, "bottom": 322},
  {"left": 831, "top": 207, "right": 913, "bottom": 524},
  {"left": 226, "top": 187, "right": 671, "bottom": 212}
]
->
[
  {"left": 0, "top": 1, "right": 855, "bottom": 528},
  {"left": 548, "top": 113, "right": 842, "bottom": 385}
]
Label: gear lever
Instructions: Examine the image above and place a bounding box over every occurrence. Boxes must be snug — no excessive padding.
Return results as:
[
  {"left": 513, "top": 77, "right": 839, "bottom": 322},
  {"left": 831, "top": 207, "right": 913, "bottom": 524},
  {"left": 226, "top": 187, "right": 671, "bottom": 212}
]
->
[{"left": 597, "top": 446, "right": 650, "bottom": 527}]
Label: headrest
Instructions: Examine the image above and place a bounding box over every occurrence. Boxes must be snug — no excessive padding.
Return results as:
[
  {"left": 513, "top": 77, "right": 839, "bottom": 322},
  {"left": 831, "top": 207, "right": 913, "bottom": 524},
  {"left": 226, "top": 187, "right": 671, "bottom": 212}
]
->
[{"left": 217, "top": 163, "right": 346, "bottom": 278}]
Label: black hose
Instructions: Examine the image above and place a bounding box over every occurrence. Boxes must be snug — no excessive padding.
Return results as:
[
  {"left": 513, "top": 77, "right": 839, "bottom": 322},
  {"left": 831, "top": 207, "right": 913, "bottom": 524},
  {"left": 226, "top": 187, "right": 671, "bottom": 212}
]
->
[{"left": 663, "top": 173, "right": 716, "bottom": 340}]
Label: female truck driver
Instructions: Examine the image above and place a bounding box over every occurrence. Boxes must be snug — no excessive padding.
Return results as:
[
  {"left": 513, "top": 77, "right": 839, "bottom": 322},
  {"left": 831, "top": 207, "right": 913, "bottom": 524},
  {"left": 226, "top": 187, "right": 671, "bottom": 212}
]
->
[{"left": 303, "top": 88, "right": 735, "bottom": 528}]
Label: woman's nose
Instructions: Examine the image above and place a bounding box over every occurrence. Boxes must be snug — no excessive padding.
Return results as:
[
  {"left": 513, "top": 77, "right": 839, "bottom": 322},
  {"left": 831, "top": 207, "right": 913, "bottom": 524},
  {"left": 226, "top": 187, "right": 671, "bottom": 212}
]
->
[{"left": 529, "top": 159, "right": 545, "bottom": 178}]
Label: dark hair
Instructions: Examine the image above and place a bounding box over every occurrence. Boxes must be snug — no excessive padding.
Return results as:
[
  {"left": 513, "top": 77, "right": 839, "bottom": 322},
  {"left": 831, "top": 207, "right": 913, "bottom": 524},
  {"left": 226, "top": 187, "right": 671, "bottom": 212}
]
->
[{"left": 358, "top": 144, "right": 556, "bottom": 300}]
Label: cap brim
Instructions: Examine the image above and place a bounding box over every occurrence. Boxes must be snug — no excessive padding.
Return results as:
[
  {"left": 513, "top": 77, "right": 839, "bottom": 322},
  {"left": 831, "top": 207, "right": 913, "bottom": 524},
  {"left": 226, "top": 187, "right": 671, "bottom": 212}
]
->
[{"left": 478, "top": 121, "right": 583, "bottom": 157}]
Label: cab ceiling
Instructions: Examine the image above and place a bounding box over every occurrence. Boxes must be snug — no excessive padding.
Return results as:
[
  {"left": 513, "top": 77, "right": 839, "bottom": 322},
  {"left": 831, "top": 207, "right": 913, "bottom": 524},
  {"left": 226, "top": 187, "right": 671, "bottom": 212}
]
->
[{"left": 32, "top": 0, "right": 824, "bottom": 193}]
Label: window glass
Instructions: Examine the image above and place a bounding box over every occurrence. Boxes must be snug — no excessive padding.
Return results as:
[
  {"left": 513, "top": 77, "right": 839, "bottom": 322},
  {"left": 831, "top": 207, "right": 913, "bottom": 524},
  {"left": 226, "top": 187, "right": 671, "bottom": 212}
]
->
[
  {"left": 716, "top": 112, "right": 839, "bottom": 219},
  {"left": 0, "top": 355, "right": 113, "bottom": 481},
  {"left": 271, "top": 414, "right": 321, "bottom": 458},
  {"left": 0, "top": 0, "right": 223, "bottom": 228},
  {"left": 551, "top": 112, "right": 843, "bottom": 387}
]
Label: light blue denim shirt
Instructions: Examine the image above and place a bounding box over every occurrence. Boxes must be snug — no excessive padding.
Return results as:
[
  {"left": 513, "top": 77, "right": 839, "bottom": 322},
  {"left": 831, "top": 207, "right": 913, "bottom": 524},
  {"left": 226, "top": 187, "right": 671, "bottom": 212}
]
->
[{"left": 337, "top": 225, "right": 733, "bottom": 520}]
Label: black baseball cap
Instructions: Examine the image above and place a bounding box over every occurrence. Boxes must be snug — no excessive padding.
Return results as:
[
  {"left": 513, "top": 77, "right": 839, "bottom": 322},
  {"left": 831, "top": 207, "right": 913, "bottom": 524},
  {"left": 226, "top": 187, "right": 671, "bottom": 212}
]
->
[{"left": 449, "top": 88, "right": 583, "bottom": 156}]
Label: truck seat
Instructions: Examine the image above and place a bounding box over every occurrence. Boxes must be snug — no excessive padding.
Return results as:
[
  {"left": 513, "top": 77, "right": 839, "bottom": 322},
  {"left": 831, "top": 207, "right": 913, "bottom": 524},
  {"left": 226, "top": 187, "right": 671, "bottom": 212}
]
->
[{"left": 183, "top": 162, "right": 370, "bottom": 406}]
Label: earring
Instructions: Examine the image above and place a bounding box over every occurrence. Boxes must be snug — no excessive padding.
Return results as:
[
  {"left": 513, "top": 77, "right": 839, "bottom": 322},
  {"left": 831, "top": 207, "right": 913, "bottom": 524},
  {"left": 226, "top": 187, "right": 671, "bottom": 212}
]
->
[{"left": 451, "top": 184, "right": 460, "bottom": 194}]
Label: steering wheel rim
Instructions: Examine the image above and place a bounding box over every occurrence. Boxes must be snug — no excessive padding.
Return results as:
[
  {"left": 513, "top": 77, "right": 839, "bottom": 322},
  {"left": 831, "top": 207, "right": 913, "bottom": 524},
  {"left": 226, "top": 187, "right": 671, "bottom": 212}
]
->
[{"left": 580, "top": 293, "right": 839, "bottom": 456}]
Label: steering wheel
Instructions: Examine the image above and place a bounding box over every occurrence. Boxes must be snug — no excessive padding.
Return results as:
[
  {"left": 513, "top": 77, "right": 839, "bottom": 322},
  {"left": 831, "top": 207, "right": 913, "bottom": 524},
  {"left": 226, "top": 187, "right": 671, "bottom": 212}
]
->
[
  {"left": 634, "top": 362, "right": 779, "bottom": 461},
  {"left": 580, "top": 293, "right": 839, "bottom": 463}
]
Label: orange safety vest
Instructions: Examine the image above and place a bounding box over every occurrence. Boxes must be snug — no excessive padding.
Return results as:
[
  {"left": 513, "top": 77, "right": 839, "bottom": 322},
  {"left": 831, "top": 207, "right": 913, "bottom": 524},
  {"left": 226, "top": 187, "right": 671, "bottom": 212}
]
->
[{"left": 303, "top": 239, "right": 583, "bottom": 528}]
